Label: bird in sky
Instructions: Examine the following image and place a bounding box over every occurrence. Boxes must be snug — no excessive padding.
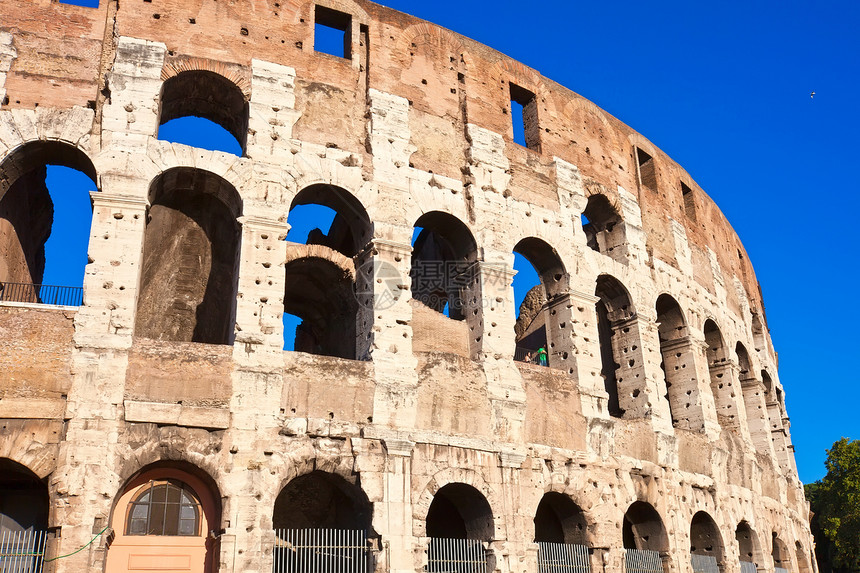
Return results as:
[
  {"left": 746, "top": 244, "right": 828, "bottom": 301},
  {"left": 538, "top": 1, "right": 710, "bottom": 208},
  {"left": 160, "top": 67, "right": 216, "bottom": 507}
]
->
[{"left": 810, "top": 91, "right": 816, "bottom": 99}]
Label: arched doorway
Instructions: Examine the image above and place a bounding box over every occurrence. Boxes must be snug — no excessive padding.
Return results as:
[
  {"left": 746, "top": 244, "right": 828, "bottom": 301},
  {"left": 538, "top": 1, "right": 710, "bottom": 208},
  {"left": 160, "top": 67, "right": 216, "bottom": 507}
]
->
[
  {"left": 272, "top": 471, "right": 372, "bottom": 573},
  {"left": 0, "top": 459, "right": 49, "bottom": 571},
  {"left": 534, "top": 492, "right": 590, "bottom": 573},
  {"left": 105, "top": 465, "right": 220, "bottom": 573},
  {"left": 623, "top": 501, "right": 669, "bottom": 573},
  {"left": 426, "top": 483, "right": 493, "bottom": 573},
  {"left": 690, "top": 511, "right": 724, "bottom": 573},
  {"left": 736, "top": 521, "right": 763, "bottom": 573}
]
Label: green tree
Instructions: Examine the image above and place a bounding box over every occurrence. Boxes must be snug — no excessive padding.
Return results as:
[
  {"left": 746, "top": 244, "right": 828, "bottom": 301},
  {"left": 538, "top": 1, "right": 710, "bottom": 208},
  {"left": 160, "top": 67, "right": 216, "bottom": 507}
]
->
[{"left": 805, "top": 438, "right": 860, "bottom": 572}]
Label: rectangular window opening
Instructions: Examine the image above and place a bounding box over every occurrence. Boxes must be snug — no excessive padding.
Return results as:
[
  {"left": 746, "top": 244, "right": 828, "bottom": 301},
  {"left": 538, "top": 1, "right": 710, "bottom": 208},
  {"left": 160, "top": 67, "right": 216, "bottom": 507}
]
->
[
  {"left": 681, "top": 181, "right": 697, "bottom": 221},
  {"left": 59, "top": 0, "right": 100, "bottom": 6},
  {"left": 636, "top": 147, "right": 657, "bottom": 191},
  {"left": 314, "top": 5, "right": 352, "bottom": 59},
  {"left": 510, "top": 83, "right": 540, "bottom": 151}
]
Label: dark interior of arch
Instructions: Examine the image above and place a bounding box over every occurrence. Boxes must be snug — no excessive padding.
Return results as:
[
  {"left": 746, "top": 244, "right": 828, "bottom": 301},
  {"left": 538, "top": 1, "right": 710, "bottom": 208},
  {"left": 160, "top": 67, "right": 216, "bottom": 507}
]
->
[
  {"left": 135, "top": 168, "right": 241, "bottom": 345},
  {"left": 582, "top": 194, "right": 622, "bottom": 254},
  {"left": 411, "top": 212, "right": 477, "bottom": 320},
  {"left": 159, "top": 70, "right": 249, "bottom": 153},
  {"left": 704, "top": 320, "right": 727, "bottom": 365},
  {"left": 595, "top": 275, "right": 633, "bottom": 419},
  {"left": 736, "top": 522, "right": 759, "bottom": 563},
  {"left": 284, "top": 257, "right": 357, "bottom": 359},
  {"left": 736, "top": 343, "right": 752, "bottom": 376},
  {"left": 290, "top": 184, "right": 372, "bottom": 257},
  {"left": 534, "top": 492, "right": 587, "bottom": 545},
  {"left": 622, "top": 502, "right": 668, "bottom": 552},
  {"left": 772, "top": 533, "right": 790, "bottom": 567},
  {"left": 690, "top": 512, "right": 723, "bottom": 560},
  {"left": 0, "top": 459, "right": 49, "bottom": 533},
  {"left": 513, "top": 237, "right": 566, "bottom": 298},
  {"left": 0, "top": 141, "right": 96, "bottom": 287},
  {"left": 273, "top": 471, "right": 371, "bottom": 531},
  {"left": 426, "top": 483, "right": 493, "bottom": 540},
  {"left": 751, "top": 313, "right": 766, "bottom": 352},
  {"left": 656, "top": 295, "right": 687, "bottom": 343}
]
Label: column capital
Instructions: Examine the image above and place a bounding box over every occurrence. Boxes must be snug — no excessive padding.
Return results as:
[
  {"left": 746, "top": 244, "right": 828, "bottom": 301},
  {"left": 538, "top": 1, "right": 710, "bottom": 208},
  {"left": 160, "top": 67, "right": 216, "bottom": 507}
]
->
[{"left": 90, "top": 192, "right": 147, "bottom": 210}]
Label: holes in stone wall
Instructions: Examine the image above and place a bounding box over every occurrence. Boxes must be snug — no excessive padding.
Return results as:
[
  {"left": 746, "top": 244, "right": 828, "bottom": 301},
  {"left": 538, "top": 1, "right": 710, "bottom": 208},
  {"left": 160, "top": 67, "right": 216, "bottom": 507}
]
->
[
  {"left": 314, "top": 5, "right": 352, "bottom": 59},
  {"left": 582, "top": 194, "right": 626, "bottom": 262},
  {"left": 656, "top": 294, "right": 702, "bottom": 429}
]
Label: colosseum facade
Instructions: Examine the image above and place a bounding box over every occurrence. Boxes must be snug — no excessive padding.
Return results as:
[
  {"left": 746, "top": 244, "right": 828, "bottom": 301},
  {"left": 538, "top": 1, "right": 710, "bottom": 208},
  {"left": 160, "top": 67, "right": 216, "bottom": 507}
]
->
[{"left": 0, "top": 1, "right": 814, "bottom": 573}]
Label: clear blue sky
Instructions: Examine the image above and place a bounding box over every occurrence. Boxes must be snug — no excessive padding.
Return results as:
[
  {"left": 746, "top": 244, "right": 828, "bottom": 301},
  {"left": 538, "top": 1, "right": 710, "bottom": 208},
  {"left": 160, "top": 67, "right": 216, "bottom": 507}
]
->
[{"left": 46, "top": 0, "right": 859, "bottom": 483}]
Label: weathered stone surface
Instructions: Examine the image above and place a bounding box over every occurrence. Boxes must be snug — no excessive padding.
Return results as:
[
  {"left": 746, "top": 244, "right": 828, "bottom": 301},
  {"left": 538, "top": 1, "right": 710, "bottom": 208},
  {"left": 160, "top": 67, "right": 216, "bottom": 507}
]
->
[{"left": 0, "top": 2, "right": 813, "bottom": 573}]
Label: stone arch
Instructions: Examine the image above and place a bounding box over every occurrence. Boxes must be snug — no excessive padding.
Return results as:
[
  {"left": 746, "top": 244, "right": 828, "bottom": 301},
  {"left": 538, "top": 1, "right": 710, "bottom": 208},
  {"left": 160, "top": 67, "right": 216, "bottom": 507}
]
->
[
  {"left": 0, "top": 140, "right": 97, "bottom": 289},
  {"left": 135, "top": 167, "right": 242, "bottom": 345},
  {"left": 705, "top": 319, "right": 740, "bottom": 427},
  {"left": 533, "top": 491, "right": 589, "bottom": 545},
  {"left": 656, "top": 293, "right": 704, "bottom": 430},
  {"left": 690, "top": 511, "right": 725, "bottom": 571},
  {"left": 622, "top": 500, "right": 669, "bottom": 553},
  {"left": 751, "top": 312, "right": 767, "bottom": 353},
  {"left": 106, "top": 461, "right": 222, "bottom": 573},
  {"left": 284, "top": 252, "right": 359, "bottom": 359},
  {"left": 413, "top": 468, "right": 499, "bottom": 539},
  {"left": 582, "top": 193, "right": 626, "bottom": 260},
  {"left": 772, "top": 532, "right": 791, "bottom": 571},
  {"left": 0, "top": 430, "right": 59, "bottom": 480},
  {"left": 273, "top": 470, "right": 373, "bottom": 532},
  {"left": 595, "top": 274, "right": 644, "bottom": 418},
  {"left": 289, "top": 182, "right": 373, "bottom": 258},
  {"left": 513, "top": 237, "right": 569, "bottom": 367},
  {"left": 0, "top": 458, "right": 49, "bottom": 534},
  {"left": 426, "top": 483, "right": 494, "bottom": 541},
  {"left": 398, "top": 22, "right": 465, "bottom": 59},
  {"left": 158, "top": 68, "right": 249, "bottom": 154},
  {"left": 410, "top": 211, "right": 483, "bottom": 359},
  {"left": 795, "top": 540, "right": 812, "bottom": 573},
  {"left": 736, "top": 521, "right": 764, "bottom": 568}
]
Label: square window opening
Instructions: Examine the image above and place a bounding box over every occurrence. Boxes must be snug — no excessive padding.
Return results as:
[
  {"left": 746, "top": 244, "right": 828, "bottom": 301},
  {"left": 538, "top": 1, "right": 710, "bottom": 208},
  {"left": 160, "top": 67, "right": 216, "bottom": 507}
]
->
[
  {"left": 681, "top": 181, "right": 696, "bottom": 221},
  {"left": 636, "top": 147, "right": 657, "bottom": 191},
  {"left": 510, "top": 83, "right": 540, "bottom": 151},
  {"left": 315, "top": 5, "right": 352, "bottom": 59}
]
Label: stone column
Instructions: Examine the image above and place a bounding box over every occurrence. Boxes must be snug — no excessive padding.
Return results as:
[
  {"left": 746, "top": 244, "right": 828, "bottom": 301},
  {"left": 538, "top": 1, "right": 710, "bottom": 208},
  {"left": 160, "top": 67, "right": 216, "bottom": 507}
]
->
[
  {"left": 739, "top": 374, "right": 775, "bottom": 457},
  {"left": 373, "top": 438, "right": 415, "bottom": 573}
]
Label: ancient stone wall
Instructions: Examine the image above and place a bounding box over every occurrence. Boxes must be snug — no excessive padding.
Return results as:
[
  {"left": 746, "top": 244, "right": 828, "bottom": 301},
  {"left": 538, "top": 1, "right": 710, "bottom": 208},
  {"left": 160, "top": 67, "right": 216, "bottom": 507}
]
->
[{"left": 0, "top": 2, "right": 812, "bottom": 573}]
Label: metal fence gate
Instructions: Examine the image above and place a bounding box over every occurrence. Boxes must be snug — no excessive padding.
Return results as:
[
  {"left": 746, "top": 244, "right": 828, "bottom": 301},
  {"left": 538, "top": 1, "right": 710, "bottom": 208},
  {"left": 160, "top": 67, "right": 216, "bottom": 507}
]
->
[
  {"left": 426, "top": 538, "right": 486, "bottom": 573},
  {"left": 537, "top": 542, "right": 591, "bottom": 573},
  {"left": 0, "top": 530, "right": 47, "bottom": 573},
  {"left": 691, "top": 554, "right": 720, "bottom": 573},
  {"left": 624, "top": 549, "right": 663, "bottom": 573},
  {"left": 272, "top": 529, "right": 368, "bottom": 573},
  {"left": 740, "top": 561, "right": 757, "bottom": 573}
]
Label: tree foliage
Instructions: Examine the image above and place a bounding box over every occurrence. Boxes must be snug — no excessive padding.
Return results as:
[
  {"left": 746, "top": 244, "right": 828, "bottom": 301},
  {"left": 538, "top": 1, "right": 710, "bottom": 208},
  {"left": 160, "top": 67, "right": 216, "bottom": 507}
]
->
[{"left": 805, "top": 438, "right": 860, "bottom": 572}]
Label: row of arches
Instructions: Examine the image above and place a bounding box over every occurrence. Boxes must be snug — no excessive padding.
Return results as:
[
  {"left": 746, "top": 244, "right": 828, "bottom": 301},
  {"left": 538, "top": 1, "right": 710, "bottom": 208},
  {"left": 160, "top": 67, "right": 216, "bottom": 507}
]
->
[{"left": 0, "top": 457, "right": 809, "bottom": 573}]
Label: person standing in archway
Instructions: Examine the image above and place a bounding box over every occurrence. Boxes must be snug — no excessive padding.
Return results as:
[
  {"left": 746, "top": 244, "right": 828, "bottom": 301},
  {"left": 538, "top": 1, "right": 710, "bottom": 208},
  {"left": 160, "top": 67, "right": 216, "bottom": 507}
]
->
[{"left": 538, "top": 347, "right": 548, "bottom": 367}]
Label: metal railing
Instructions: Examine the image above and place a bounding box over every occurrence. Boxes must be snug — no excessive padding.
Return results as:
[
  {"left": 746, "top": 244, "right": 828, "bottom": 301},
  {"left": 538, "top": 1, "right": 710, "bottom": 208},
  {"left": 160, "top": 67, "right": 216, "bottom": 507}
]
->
[
  {"left": 624, "top": 549, "right": 663, "bottom": 573},
  {"left": 691, "top": 554, "right": 719, "bottom": 573},
  {"left": 740, "top": 561, "right": 757, "bottom": 573},
  {"left": 537, "top": 542, "right": 591, "bottom": 573},
  {"left": 0, "top": 282, "right": 83, "bottom": 306},
  {"left": 0, "top": 529, "right": 47, "bottom": 573},
  {"left": 775, "top": 567, "right": 789, "bottom": 573},
  {"left": 272, "top": 529, "right": 368, "bottom": 573},
  {"left": 426, "top": 538, "right": 487, "bottom": 573},
  {"left": 514, "top": 346, "right": 548, "bottom": 366}
]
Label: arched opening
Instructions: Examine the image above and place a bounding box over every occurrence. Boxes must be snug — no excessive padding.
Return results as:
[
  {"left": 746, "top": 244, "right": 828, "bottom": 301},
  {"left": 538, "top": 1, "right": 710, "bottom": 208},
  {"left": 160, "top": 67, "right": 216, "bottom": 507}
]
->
[
  {"left": 705, "top": 320, "right": 740, "bottom": 429},
  {"left": 796, "top": 541, "right": 812, "bottom": 573},
  {"left": 410, "top": 212, "right": 482, "bottom": 359},
  {"left": 0, "top": 459, "right": 49, "bottom": 569},
  {"left": 690, "top": 511, "right": 724, "bottom": 573},
  {"left": 135, "top": 168, "right": 242, "bottom": 345},
  {"left": 656, "top": 294, "right": 703, "bottom": 430},
  {"left": 762, "top": 371, "right": 790, "bottom": 467},
  {"left": 623, "top": 501, "right": 668, "bottom": 573},
  {"left": 751, "top": 313, "right": 766, "bottom": 354},
  {"left": 513, "top": 237, "right": 568, "bottom": 368},
  {"left": 595, "top": 275, "right": 644, "bottom": 419},
  {"left": 272, "top": 471, "right": 372, "bottom": 573},
  {"left": 736, "top": 521, "right": 762, "bottom": 573},
  {"left": 0, "top": 141, "right": 96, "bottom": 306},
  {"left": 582, "top": 194, "right": 626, "bottom": 261},
  {"left": 283, "top": 184, "right": 371, "bottom": 356},
  {"left": 426, "top": 483, "right": 492, "bottom": 573},
  {"left": 772, "top": 533, "right": 790, "bottom": 573},
  {"left": 534, "top": 493, "right": 590, "bottom": 573},
  {"left": 158, "top": 71, "right": 248, "bottom": 156},
  {"left": 105, "top": 463, "right": 221, "bottom": 573}
]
